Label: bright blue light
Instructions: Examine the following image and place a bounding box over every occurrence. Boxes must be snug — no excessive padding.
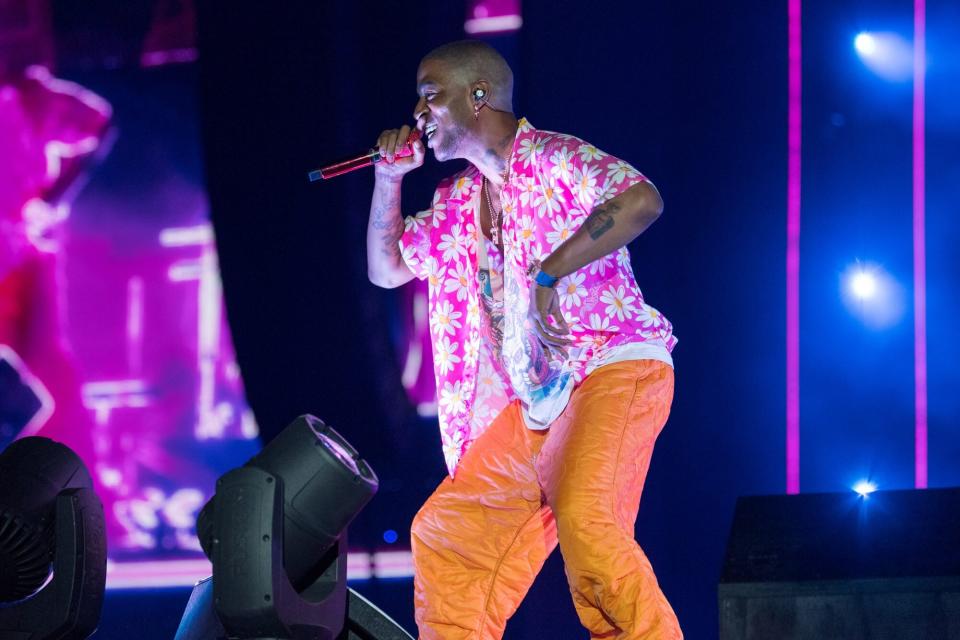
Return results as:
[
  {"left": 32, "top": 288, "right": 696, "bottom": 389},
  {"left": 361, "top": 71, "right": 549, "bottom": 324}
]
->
[
  {"left": 841, "top": 262, "right": 906, "bottom": 329},
  {"left": 850, "top": 271, "right": 878, "bottom": 299},
  {"left": 853, "top": 480, "right": 878, "bottom": 497},
  {"left": 853, "top": 31, "right": 914, "bottom": 82},
  {"left": 854, "top": 33, "right": 877, "bottom": 56},
  {"left": 383, "top": 529, "right": 398, "bottom": 544}
]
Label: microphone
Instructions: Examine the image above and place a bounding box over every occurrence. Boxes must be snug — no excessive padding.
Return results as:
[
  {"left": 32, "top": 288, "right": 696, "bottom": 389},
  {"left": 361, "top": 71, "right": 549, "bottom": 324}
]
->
[{"left": 308, "top": 130, "right": 422, "bottom": 181}]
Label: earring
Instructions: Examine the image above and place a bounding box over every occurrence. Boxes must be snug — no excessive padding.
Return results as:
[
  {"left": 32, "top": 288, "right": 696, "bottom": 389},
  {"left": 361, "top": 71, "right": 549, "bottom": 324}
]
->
[{"left": 473, "top": 88, "right": 486, "bottom": 120}]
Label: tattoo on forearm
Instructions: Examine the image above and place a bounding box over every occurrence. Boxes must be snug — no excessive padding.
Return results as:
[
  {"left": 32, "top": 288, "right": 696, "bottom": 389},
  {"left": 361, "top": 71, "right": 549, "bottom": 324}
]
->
[
  {"left": 371, "top": 190, "right": 401, "bottom": 230},
  {"left": 370, "top": 187, "right": 404, "bottom": 260},
  {"left": 585, "top": 202, "right": 620, "bottom": 240}
]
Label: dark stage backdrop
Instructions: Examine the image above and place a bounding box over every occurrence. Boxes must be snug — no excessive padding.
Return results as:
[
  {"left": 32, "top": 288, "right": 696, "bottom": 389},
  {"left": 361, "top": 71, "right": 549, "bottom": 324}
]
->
[{"left": 195, "top": 1, "right": 958, "bottom": 638}]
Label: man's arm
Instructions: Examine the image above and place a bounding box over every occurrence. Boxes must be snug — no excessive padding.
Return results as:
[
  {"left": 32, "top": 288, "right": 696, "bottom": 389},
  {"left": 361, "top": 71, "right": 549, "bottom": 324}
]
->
[
  {"left": 528, "top": 181, "right": 663, "bottom": 346},
  {"left": 366, "top": 125, "right": 423, "bottom": 289},
  {"left": 367, "top": 175, "right": 415, "bottom": 288},
  {"left": 541, "top": 181, "right": 663, "bottom": 280}
]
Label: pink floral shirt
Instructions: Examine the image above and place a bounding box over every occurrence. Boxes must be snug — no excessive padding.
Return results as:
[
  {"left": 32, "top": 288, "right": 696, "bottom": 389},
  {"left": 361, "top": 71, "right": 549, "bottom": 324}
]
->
[{"left": 400, "top": 119, "right": 676, "bottom": 476}]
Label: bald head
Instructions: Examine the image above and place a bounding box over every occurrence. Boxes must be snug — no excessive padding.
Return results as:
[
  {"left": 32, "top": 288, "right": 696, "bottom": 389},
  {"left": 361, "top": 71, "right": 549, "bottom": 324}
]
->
[{"left": 421, "top": 40, "right": 514, "bottom": 112}]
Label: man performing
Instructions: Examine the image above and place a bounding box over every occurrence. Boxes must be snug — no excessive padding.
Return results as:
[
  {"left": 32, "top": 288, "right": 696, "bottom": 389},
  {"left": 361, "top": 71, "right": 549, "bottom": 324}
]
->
[{"left": 366, "top": 40, "right": 681, "bottom": 640}]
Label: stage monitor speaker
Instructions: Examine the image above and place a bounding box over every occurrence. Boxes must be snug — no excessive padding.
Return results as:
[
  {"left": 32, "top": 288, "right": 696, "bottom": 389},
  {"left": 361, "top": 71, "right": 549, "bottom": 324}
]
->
[{"left": 719, "top": 487, "right": 960, "bottom": 640}]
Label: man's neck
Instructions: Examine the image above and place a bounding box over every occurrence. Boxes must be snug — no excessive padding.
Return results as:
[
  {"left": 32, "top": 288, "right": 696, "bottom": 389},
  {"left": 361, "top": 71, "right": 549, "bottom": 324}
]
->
[{"left": 468, "top": 113, "right": 519, "bottom": 188}]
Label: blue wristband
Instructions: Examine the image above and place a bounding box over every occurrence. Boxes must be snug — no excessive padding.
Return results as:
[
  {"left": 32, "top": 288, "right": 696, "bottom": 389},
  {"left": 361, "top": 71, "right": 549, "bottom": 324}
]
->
[{"left": 535, "top": 268, "right": 559, "bottom": 288}]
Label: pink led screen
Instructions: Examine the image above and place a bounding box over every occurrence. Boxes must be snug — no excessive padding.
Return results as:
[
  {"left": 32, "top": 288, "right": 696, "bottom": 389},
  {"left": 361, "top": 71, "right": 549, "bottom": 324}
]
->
[{"left": 0, "top": 54, "right": 259, "bottom": 575}]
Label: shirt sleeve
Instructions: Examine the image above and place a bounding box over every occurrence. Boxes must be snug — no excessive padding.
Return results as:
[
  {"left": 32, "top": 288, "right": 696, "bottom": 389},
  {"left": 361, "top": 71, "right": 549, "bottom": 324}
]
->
[
  {"left": 398, "top": 207, "right": 433, "bottom": 281},
  {"left": 544, "top": 135, "right": 649, "bottom": 213}
]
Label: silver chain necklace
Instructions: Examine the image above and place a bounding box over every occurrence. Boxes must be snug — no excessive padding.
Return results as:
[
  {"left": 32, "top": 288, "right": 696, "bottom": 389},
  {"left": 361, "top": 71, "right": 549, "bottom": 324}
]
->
[{"left": 482, "top": 176, "right": 502, "bottom": 246}]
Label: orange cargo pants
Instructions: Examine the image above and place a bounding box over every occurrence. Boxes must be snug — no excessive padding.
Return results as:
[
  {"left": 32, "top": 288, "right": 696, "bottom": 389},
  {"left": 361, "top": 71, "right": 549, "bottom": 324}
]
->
[{"left": 411, "top": 360, "right": 682, "bottom": 639}]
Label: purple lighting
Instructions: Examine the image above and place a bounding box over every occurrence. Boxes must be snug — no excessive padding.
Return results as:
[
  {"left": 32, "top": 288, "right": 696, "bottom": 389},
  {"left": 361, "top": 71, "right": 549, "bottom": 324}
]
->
[
  {"left": 465, "top": 0, "right": 522, "bottom": 35},
  {"left": 913, "top": 0, "right": 927, "bottom": 489},
  {"left": 786, "top": 0, "right": 802, "bottom": 495}
]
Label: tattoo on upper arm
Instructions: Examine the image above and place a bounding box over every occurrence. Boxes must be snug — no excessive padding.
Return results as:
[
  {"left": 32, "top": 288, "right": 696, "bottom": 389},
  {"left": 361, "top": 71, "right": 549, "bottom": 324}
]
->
[
  {"left": 585, "top": 202, "right": 620, "bottom": 240},
  {"left": 379, "top": 231, "right": 401, "bottom": 260}
]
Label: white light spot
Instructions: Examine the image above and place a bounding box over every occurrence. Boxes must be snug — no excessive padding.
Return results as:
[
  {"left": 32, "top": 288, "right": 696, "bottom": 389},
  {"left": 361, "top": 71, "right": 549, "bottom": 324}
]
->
[
  {"left": 850, "top": 271, "right": 878, "bottom": 299},
  {"left": 853, "top": 480, "right": 877, "bottom": 497},
  {"left": 854, "top": 33, "right": 877, "bottom": 56}
]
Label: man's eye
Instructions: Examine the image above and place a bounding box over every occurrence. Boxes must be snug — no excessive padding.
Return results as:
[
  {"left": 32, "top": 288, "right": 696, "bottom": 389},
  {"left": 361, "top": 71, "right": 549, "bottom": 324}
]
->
[{"left": 425, "top": 94, "right": 437, "bottom": 101}]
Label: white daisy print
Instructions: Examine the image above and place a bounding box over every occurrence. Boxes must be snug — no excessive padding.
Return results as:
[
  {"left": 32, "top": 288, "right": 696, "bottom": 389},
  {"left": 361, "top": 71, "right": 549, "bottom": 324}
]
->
[
  {"left": 441, "top": 427, "right": 466, "bottom": 467},
  {"left": 606, "top": 160, "right": 640, "bottom": 185},
  {"left": 546, "top": 215, "right": 574, "bottom": 249},
  {"left": 430, "top": 192, "right": 447, "bottom": 226},
  {"left": 635, "top": 304, "right": 664, "bottom": 330},
  {"left": 401, "top": 244, "right": 420, "bottom": 271},
  {"left": 475, "top": 359, "right": 498, "bottom": 400},
  {"left": 600, "top": 284, "right": 637, "bottom": 322},
  {"left": 572, "top": 163, "right": 601, "bottom": 207},
  {"left": 443, "top": 261, "right": 471, "bottom": 301},
  {"left": 425, "top": 257, "right": 447, "bottom": 294},
  {"left": 587, "top": 312, "right": 618, "bottom": 332},
  {"left": 516, "top": 214, "right": 536, "bottom": 245},
  {"left": 517, "top": 179, "right": 539, "bottom": 207},
  {"left": 534, "top": 181, "right": 564, "bottom": 218},
  {"left": 517, "top": 136, "right": 546, "bottom": 167},
  {"left": 450, "top": 175, "right": 474, "bottom": 199},
  {"left": 595, "top": 179, "right": 618, "bottom": 203},
  {"left": 578, "top": 143, "right": 607, "bottom": 162},
  {"left": 438, "top": 223, "right": 468, "bottom": 262},
  {"left": 549, "top": 146, "right": 574, "bottom": 184},
  {"left": 431, "top": 300, "right": 463, "bottom": 337},
  {"left": 466, "top": 295, "right": 481, "bottom": 329},
  {"left": 434, "top": 336, "right": 462, "bottom": 376},
  {"left": 463, "top": 331, "right": 480, "bottom": 366},
  {"left": 558, "top": 272, "right": 588, "bottom": 309},
  {"left": 404, "top": 209, "right": 430, "bottom": 232},
  {"left": 527, "top": 242, "right": 548, "bottom": 264},
  {"left": 588, "top": 254, "right": 615, "bottom": 277}
]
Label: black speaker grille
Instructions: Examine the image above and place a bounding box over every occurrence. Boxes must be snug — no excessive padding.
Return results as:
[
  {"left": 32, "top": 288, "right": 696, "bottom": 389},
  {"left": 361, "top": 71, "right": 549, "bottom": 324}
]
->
[{"left": 0, "top": 509, "right": 52, "bottom": 601}]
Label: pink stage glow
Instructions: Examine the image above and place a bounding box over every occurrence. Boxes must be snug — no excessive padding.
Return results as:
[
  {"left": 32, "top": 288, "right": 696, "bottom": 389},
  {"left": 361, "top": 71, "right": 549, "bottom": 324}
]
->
[
  {"left": 913, "top": 0, "right": 927, "bottom": 489},
  {"left": 371, "top": 551, "right": 416, "bottom": 579},
  {"left": 0, "top": 345, "right": 54, "bottom": 438},
  {"left": 104, "top": 550, "right": 415, "bottom": 589},
  {"left": 786, "top": 0, "right": 802, "bottom": 495},
  {"left": 465, "top": 0, "right": 522, "bottom": 35}
]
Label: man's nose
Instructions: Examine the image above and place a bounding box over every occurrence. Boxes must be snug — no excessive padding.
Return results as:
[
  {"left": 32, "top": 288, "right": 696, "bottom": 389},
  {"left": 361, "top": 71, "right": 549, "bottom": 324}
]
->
[{"left": 412, "top": 97, "right": 427, "bottom": 123}]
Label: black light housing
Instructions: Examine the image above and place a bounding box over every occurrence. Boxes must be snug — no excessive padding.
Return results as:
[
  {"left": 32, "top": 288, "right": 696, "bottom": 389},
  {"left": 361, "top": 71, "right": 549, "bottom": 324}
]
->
[
  {"left": 176, "top": 414, "right": 413, "bottom": 640},
  {"left": 0, "top": 437, "right": 107, "bottom": 640}
]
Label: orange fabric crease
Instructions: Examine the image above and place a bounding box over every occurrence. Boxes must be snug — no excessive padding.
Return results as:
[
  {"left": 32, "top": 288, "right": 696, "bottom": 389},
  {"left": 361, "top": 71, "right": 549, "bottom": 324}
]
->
[{"left": 411, "top": 360, "right": 682, "bottom": 639}]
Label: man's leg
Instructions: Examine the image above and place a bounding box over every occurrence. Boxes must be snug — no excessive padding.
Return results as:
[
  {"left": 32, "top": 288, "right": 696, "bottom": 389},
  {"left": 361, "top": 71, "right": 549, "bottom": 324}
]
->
[
  {"left": 411, "top": 401, "right": 557, "bottom": 640},
  {"left": 537, "top": 360, "right": 681, "bottom": 640}
]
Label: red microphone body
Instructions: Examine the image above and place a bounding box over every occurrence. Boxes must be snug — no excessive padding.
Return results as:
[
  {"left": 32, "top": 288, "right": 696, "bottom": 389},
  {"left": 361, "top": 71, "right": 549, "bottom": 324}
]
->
[{"left": 308, "top": 130, "right": 421, "bottom": 181}]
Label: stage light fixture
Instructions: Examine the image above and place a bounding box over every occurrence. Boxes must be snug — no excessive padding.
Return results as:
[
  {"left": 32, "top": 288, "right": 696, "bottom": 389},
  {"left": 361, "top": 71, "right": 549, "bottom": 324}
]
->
[
  {"left": 0, "top": 437, "right": 107, "bottom": 640},
  {"left": 175, "top": 414, "right": 413, "bottom": 640}
]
